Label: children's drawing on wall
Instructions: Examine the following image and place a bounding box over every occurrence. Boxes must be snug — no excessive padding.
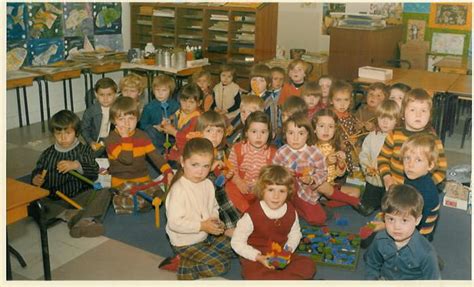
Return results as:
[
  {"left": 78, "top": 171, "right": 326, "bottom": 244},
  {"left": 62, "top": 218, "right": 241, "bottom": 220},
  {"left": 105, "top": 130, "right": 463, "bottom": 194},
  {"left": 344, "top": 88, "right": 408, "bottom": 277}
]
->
[
  {"left": 321, "top": 3, "right": 345, "bottom": 35},
  {"left": 93, "top": 3, "right": 122, "bottom": 34},
  {"left": 407, "top": 19, "right": 426, "bottom": 41},
  {"left": 28, "top": 38, "right": 64, "bottom": 66},
  {"left": 429, "top": 3, "right": 472, "bottom": 31},
  {"left": 7, "top": 41, "right": 28, "bottom": 71},
  {"left": 28, "top": 3, "right": 64, "bottom": 39},
  {"left": 7, "top": 3, "right": 28, "bottom": 41},
  {"left": 64, "top": 3, "right": 94, "bottom": 37},
  {"left": 431, "top": 32, "right": 465, "bottom": 56},
  {"left": 65, "top": 36, "right": 95, "bottom": 58},
  {"left": 403, "top": 3, "right": 431, "bottom": 14},
  {"left": 369, "top": 3, "right": 402, "bottom": 24},
  {"left": 94, "top": 34, "right": 123, "bottom": 52}
]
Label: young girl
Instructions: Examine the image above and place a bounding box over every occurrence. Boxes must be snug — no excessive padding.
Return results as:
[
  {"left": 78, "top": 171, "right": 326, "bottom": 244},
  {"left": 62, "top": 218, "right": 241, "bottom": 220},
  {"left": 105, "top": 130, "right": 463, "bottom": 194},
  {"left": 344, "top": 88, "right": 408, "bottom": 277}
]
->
[
  {"left": 119, "top": 73, "right": 145, "bottom": 114},
  {"left": 301, "top": 81, "right": 323, "bottom": 120},
  {"left": 278, "top": 59, "right": 311, "bottom": 105},
  {"left": 313, "top": 109, "right": 374, "bottom": 217},
  {"left": 329, "top": 80, "right": 361, "bottom": 173},
  {"left": 192, "top": 70, "right": 214, "bottom": 112},
  {"left": 318, "top": 75, "right": 332, "bottom": 109},
  {"left": 212, "top": 64, "right": 241, "bottom": 121},
  {"left": 231, "top": 165, "right": 316, "bottom": 280},
  {"left": 389, "top": 82, "right": 411, "bottom": 108},
  {"left": 159, "top": 83, "right": 203, "bottom": 163},
  {"left": 165, "top": 138, "right": 234, "bottom": 280},
  {"left": 272, "top": 112, "right": 328, "bottom": 225},
  {"left": 226, "top": 111, "right": 276, "bottom": 213},
  {"left": 359, "top": 100, "right": 400, "bottom": 210},
  {"left": 355, "top": 82, "right": 387, "bottom": 132}
]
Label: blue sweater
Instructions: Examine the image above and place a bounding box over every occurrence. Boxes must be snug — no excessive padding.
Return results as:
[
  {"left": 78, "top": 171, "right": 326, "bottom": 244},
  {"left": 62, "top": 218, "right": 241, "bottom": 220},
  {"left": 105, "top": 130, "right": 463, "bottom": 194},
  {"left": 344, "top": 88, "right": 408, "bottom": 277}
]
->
[
  {"left": 139, "top": 99, "right": 179, "bottom": 131},
  {"left": 405, "top": 173, "right": 439, "bottom": 216}
]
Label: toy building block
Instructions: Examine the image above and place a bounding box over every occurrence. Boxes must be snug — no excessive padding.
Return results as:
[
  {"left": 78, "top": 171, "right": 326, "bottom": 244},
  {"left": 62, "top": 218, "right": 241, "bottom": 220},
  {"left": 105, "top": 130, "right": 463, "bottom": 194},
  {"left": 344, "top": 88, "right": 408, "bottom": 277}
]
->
[{"left": 266, "top": 242, "right": 292, "bottom": 270}]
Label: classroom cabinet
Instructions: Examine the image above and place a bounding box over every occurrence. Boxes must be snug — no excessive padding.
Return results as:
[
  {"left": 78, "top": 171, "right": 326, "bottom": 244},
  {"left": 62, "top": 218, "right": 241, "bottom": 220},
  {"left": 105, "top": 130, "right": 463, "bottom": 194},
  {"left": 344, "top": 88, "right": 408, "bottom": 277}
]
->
[{"left": 328, "top": 26, "right": 403, "bottom": 81}]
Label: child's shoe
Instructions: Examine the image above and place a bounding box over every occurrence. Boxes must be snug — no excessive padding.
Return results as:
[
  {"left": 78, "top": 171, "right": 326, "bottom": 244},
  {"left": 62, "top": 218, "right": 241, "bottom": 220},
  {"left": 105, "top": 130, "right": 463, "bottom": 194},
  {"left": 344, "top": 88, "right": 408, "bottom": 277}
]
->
[
  {"left": 69, "top": 218, "right": 104, "bottom": 238},
  {"left": 353, "top": 202, "right": 375, "bottom": 217},
  {"left": 158, "top": 255, "right": 180, "bottom": 272}
]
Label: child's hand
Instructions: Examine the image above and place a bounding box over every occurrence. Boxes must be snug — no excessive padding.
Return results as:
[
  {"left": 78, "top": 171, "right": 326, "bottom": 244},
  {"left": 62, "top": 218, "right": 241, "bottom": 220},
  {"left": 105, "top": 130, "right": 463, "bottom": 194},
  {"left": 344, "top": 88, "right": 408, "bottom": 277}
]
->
[
  {"left": 364, "top": 121, "right": 375, "bottom": 131},
  {"left": 153, "top": 124, "right": 161, "bottom": 131},
  {"left": 57, "top": 160, "right": 80, "bottom": 174},
  {"left": 90, "top": 141, "right": 103, "bottom": 151},
  {"left": 383, "top": 175, "right": 394, "bottom": 191},
  {"left": 255, "top": 254, "right": 274, "bottom": 269},
  {"left": 335, "top": 151, "right": 346, "bottom": 161},
  {"left": 370, "top": 221, "right": 386, "bottom": 232},
  {"left": 212, "top": 160, "right": 225, "bottom": 171},
  {"left": 32, "top": 173, "right": 46, "bottom": 187},
  {"left": 200, "top": 217, "right": 224, "bottom": 235},
  {"left": 327, "top": 153, "right": 338, "bottom": 165},
  {"left": 235, "top": 179, "right": 249, "bottom": 194},
  {"left": 225, "top": 170, "right": 234, "bottom": 179},
  {"left": 160, "top": 120, "right": 177, "bottom": 136},
  {"left": 301, "top": 175, "right": 313, "bottom": 185}
]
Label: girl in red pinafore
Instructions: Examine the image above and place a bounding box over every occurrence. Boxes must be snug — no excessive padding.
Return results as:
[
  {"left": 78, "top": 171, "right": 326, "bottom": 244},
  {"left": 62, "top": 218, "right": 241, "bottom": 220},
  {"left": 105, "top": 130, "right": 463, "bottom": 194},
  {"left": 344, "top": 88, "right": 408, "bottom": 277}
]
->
[{"left": 231, "top": 165, "right": 316, "bottom": 280}]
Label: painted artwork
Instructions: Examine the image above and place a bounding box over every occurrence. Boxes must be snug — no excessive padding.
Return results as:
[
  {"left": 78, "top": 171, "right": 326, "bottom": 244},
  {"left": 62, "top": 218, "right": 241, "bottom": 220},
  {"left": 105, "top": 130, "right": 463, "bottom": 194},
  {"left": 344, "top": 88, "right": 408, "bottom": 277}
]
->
[
  {"left": 7, "top": 41, "right": 28, "bottom": 71},
  {"left": 403, "top": 3, "right": 431, "bottom": 14},
  {"left": 322, "top": 3, "right": 346, "bottom": 35},
  {"left": 93, "top": 3, "right": 122, "bottom": 35},
  {"left": 94, "top": 34, "right": 124, "bottom": 51},
  {"left": 64, "top": 3, "right": 94, "bottom": 37},
  {"left": 7, "top": 3, "right": 28, "bottom": 41},
  {"left": 431, "top": 32, "right": 465, "bottom": 56},
  {"left": 407, "top": 19, "right": 426, "bottom": 41},
  {"left": 65, "top": 36, "right": 95, "bottom": 58},
  {"left": 429, "top": 3, "right": 472, "bottom": 31},
  {"left": 28, "top": 38, "right": 65, "bottom": 66},
  {"left": 369, "top": 3, "right": 403, "bottom": 24},
  {"left": 28, "top": 3, "right": 64, "bottom": 39}
]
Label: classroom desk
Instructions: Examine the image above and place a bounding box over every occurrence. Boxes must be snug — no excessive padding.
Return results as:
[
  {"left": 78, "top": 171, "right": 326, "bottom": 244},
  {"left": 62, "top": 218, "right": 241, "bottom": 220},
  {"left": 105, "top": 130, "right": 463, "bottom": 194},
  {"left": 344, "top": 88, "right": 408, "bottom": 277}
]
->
[
  {"left": 6, "top": 178, "right": 51, "bottom": 280},
  {"left": 434, "top": 56, "right": 470, "bottom": 75},
  {"left": 7, "top": 70, "right": 42, "bottom": 127},
  {"left": 447, "top": 75, "right": 472, "bottom": 100}
]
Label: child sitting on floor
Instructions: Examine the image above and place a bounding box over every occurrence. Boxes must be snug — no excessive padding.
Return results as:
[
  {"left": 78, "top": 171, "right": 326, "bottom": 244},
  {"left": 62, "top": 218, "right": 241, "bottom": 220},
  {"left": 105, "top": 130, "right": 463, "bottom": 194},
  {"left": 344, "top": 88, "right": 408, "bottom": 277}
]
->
[
  {"left": 227, "top": 95, "right": 264, "bottom": 145},
  {"left": 355, "top": 82, "right": 388, "bottom": 132},
  {"left": 119, "top": 73, "right": 146, "bottom": 114},
  {"left": 32, "top": 110, "right": 110, "bottom": 238},
  {"left": 231, "top": 165, "right": 316, "bottom": 280},
  {"left": 212, "top": 64, "right": 241, "bottom": 121}
]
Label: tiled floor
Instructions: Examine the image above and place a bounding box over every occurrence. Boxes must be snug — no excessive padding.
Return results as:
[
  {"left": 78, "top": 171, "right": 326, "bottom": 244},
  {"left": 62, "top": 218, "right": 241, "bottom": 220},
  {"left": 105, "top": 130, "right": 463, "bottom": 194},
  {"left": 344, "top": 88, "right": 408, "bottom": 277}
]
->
[{"left": 6, "top": 112, "right": 472, "bottom": 281}]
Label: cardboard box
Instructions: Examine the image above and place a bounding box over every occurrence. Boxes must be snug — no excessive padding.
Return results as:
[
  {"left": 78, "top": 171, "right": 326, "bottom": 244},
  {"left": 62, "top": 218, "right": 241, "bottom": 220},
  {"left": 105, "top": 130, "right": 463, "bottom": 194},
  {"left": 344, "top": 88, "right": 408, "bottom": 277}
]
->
[
  {"left": 358, "top": 66, "right": 393, "bottom": 81},
  {"left": 400, "top": 40, "right": 429, "bottom": 70},
  {"left": 443, "top": 181, "right": 471, "bottom": 211}
]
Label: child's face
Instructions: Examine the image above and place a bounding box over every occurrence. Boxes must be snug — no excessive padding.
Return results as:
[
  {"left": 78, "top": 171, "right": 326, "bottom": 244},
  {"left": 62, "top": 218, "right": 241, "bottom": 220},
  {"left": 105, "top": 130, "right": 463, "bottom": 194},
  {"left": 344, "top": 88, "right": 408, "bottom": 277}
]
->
[
  {"left": 389, "top": 88, "right": 405, "bottom": 107},
  {"left": 377, "top": 116, "right": 397, "bottom": 133},
  {"left": 402, "top": 148, "right": 434, "bottom": 180},
  {"left": 262, "top": 184, "right": 288, "bottom": 210},
  {"left": 251, "top": 77, "right": 267, "bottom": 95},
  {"left": 384, "top": 212, "right": 421, "bottom": 247},
  {"left": 315, "top": 115, "right": 336, "bottom": 143},
  {"left": 114, "top": 113, "right": 138, "bottom": 134},
  {"left": 53, "top": 126, "right": 77, "bottom": 149},
  {"left": 288, "top": 64, "right": 305, "bottom": 84},
  {"left": 404, "top": 100, "right": 431, "bottom": 132},
  {"left": 220, "top": 71, "right": 233, "bottom": 86},
  {"left": 246, "top": 122, "right": 270, "bottom": 149},
  {"left": 180, "top": 98, "right": 200, "bottom": 114},
  {"left": 303, "top": 94, "right": 320, "bottom": 109},
  {"left": 286, "top": 121, "right": 309, "bottom": 150},
  {"left": 122, "top": 87, "right": 141, "bottom": 101},
  {"left": 153, "top": 85, "right": 171, "bottom": 102},
  {"left": 196, "top": 76, "right": 210, "bottom": 92},
  {"left": 202, "top": 126, "right": 225, "bottom": 148},
  {"left": 271, "top": 71, "right": 285, "bottom": 90},
  {"left": 181, "top": 153, "right": 213, "bottom": 183},
  {"left": 319, "top": 78, "right": 332, "bottom": 99},
  {"left": 240, "top": 104, "right": 261, "bottom": 123},
  {"left": 96, "top": 87, "right": 116, "bottom": 108},
  {"left": 331, "top": 91, "right": 351, "bottom": 113},
  {"left": 367, "top": 89, "right": 385, "bottom": 109}
]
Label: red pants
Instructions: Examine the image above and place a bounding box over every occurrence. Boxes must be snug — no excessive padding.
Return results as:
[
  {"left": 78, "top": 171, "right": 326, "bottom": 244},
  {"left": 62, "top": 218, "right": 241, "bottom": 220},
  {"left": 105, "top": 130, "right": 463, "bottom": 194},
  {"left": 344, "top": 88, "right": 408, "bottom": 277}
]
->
[
  {"left": 241, "top": 254, "right": 316, "bottom": 280},
  {"left": 225, "top": 180, "right": 256, "bottom": 213},
  {"left": 292, "top": 194, "right": 327, "bottom": 226}
]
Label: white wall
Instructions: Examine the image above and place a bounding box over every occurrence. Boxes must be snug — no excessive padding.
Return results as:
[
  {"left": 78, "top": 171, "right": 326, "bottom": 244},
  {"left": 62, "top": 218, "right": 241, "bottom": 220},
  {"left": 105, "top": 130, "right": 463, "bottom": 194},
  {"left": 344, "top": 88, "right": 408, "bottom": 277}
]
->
[{"left": 6, "top": 3, "right": 131, "bottom": 130}]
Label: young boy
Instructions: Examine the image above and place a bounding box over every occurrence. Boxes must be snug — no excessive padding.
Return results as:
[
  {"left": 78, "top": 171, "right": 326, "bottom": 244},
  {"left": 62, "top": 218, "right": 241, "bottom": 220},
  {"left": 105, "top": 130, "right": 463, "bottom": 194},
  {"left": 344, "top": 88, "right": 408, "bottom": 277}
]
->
[
  {"left": 270, "top": 66, "right": 286, "bottom": 103},
  {"left": 364, "top": 184, "right": 441, "bottom": 280},
  {"left": 119, "top": 73, "right": 145, "bottom": 114},
  {"left": 104, "top": 97, "right": 172, "bottom": 187},
  {"left": 140, "top": 74, "right": 179, "bottom": 153},
  {"left": 401, "top": 134, "right": 441, "bottom": 242},
  {"left": 227, "top": 95, "right": 264, "bottom": 144},
  {"left": 355, "top": 82, "right": 387, "bottom": 132},
  {"left": 31, "top": 110, "right": 110, "bottom": 238},
  {"left": 82, "top": 77, "right": 118, "bottom": 155},
  {"left": 278, "top": 59, "right": 311, "bottom": 105},
  {"left": 301, "top": 81, "right": 323, "bottom": 120},
  {"left": 378, "top": 88, "right": 447, "bottom": 190},
  {"left": 212, "top": 64, "right": 241, "bottom": 121}
]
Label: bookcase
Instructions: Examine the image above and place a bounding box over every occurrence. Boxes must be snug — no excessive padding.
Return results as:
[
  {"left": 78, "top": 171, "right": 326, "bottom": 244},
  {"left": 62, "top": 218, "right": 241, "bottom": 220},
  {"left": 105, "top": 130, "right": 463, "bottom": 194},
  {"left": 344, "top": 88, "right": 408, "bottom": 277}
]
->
[
  {"left": 328, "top": 26, "right": 403, "bottom": 81},
  {"left": 130, "top": 3, "right": 278, "bottom": 87}
]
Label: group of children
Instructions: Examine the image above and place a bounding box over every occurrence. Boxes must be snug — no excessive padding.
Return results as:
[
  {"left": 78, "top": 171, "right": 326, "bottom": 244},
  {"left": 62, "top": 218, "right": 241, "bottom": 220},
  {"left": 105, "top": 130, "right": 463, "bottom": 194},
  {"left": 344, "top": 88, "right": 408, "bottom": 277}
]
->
[{"left": 30, "top": 58, "right": 447, "bottom": 280}]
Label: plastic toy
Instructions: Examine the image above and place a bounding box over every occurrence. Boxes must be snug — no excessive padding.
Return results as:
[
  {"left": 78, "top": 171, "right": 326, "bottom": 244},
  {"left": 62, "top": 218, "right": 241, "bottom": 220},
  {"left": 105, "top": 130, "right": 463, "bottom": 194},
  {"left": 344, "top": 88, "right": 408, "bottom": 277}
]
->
[
  {"left": 297, "top": 225, "right": 361, "bottom": 270},
  {"left": 161, "top": 102, "right": 172, "bottom": 150},
  {"left": 69, "top": 170, "right": 102, "bottom": 190},
  {"left": 266, "top": 242, "right": 292, "bottom": 270}
]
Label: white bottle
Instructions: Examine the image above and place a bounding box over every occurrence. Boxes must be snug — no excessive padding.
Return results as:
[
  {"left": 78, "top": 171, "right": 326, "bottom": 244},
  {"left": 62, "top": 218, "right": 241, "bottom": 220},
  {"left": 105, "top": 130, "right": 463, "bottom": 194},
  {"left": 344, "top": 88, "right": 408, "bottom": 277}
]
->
[{"left": 144, "top": 42, "right": 155, "bottom": 58}]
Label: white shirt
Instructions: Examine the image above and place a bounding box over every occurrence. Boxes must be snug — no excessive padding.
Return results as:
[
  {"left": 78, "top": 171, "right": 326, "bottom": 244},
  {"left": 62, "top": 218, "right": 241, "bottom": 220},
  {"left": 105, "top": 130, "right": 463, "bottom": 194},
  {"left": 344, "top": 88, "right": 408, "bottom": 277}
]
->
[
  {"left": 359, "top": 131, "right": 387, "bottom": 187},
  {"left": 165, "top": 176, "right": 219, "bottom": 247},
  {"left": 98, "top": 106, "right": 110, "bottom": 139},
  {"left": 231, "top": 201, "right": 301, "bottom": 261}
]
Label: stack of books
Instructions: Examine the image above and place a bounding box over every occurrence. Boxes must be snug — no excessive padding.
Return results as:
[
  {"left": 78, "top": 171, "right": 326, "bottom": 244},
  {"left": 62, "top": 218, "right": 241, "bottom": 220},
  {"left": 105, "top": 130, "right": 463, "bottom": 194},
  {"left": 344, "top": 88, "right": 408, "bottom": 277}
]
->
[
  {"left": 332, "top": 13, "right": 386, "bottom": 30},
  {"left": 153, "top": 9, "right": 175, "bottom": 18},
  {"left": 210, "top": 14, "right": 229, "bottom": 21}
]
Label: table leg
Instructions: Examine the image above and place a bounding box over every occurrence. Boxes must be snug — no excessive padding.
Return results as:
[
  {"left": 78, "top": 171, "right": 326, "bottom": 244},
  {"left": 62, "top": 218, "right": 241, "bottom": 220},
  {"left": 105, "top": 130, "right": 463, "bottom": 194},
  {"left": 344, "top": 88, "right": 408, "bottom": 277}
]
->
[
  {"left": 33, "top": 201, "right": 52, "bottom": 280},
  {"left": 45, "top": 81, "right": 51, "bottom": 120},
  {"left": 35, "top": 79, "right": 45, "bottom": 128},
  {"left": 69, "top": 78, "right": 74, "bottom": 112},
  {"left": 6, "top": 232, "right": 12, "bottom": 280},
  {"left": 22, "top": 86, "right": 30, "bottom": 126},
  {"left": 63, "top": 80, "right": 68, "bottom": 110},
  {"left": 15, "top": 87, "right": 23, "bottom": 127},
  {"left": 147, "top": 71, "right": 153, "bottom": 103}
]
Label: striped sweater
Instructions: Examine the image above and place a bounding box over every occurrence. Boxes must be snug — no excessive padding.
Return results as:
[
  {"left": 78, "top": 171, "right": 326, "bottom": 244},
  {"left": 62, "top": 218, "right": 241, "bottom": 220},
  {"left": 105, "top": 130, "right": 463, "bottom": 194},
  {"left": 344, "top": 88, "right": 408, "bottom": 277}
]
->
[
  {"left": 377, "top": 127, "right": 447, "bottom": 185},
  {"left": 105, "top": 129, "right": 170, "bottom": 181}
]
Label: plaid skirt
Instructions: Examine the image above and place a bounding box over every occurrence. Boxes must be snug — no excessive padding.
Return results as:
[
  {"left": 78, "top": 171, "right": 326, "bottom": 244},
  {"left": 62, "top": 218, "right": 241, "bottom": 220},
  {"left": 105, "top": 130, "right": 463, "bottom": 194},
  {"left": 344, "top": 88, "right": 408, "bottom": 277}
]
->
[{"left": 173, "top": 235, "right": 234, "bottom": 280}]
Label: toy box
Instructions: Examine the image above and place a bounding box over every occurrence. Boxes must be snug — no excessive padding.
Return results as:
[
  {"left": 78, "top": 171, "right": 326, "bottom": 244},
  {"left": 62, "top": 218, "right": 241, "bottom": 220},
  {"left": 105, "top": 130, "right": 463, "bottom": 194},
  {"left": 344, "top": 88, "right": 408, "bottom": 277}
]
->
[
  {"left": 358, "top": 66, "right": 393, "bottom": 81},
  {"left": 297, "top": 225, "right": 361, "bottom": 271},
  {"left": 443, "top": 181, "right": 471, "bottom": 211}
]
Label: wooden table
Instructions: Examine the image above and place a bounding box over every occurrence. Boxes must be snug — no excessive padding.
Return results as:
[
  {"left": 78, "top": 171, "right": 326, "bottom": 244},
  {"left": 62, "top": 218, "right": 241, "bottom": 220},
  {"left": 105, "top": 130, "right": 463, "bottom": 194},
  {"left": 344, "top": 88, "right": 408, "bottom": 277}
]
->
[
  {"left": 6, "top": 178, "right": 51, "bottom": 280},
  {"left": 447, "top": 75, "right": 472, "bottom": 100},
  {"left": 434, "top": 56, "right": 470, "bottom": 75},
  {"left": 7, "top": 70, "right": 42, "bottom": 127}
]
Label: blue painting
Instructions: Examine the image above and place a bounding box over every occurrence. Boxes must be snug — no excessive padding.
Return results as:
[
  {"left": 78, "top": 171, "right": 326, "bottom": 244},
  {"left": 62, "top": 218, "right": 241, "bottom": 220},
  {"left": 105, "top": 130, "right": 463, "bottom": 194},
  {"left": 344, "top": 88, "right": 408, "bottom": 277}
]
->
[
  {"left": 93, "top": 3, "right": 122, "bottom": 35},
  {"left": 7, "top": 3, "right": 28, "bottom": 41},
  {"left": 64, "top": 3, "right": 94, "bottom": 37},
  {"left": 27, "top": 38, "right": 64, "bottom": 66},
  {"left": 403, "top": 3, "right": 431, "bottom": 14}
]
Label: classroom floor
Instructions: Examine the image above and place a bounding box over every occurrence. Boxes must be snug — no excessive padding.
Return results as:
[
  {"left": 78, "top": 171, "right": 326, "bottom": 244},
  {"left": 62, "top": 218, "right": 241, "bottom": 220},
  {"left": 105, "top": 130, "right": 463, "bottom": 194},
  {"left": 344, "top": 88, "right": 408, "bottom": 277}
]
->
[{"left": 6, "top": 110, "right": 472, "bottom": 281}]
